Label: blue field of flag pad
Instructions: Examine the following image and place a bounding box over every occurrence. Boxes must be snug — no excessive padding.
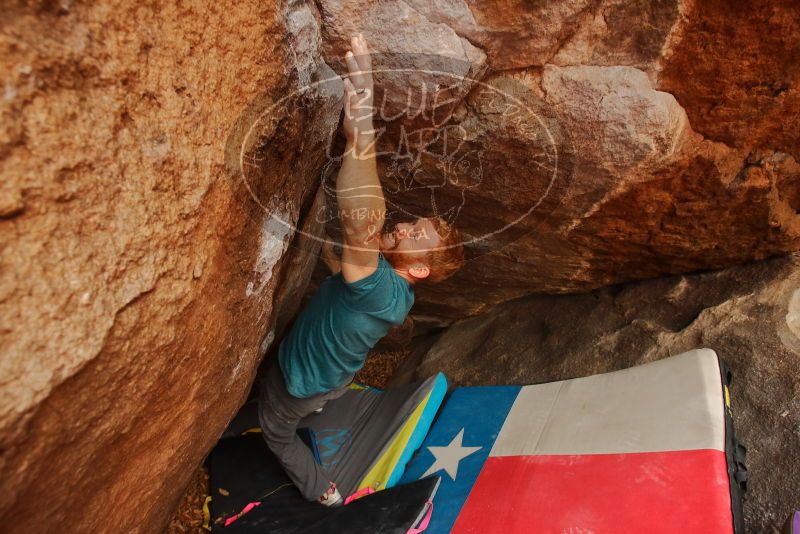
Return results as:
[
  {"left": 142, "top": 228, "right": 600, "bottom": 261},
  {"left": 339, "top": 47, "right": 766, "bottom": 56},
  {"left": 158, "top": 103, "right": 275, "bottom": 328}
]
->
[{"left": 399, "top": 386, "right": 521, "bottom": 533}]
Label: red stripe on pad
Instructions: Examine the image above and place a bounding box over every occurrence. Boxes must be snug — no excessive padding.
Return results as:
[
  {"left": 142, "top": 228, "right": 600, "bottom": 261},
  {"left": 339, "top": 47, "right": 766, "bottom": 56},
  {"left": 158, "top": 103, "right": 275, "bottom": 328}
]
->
[{"left": 453, "top": 449, "right": 733, "bottom": 533}]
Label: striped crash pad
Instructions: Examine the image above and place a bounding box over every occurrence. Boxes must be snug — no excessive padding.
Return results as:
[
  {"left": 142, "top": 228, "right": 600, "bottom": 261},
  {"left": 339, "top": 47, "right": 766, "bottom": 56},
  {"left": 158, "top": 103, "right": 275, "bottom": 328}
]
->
[
  {"left": 209, "top": 372, "right": 447, "bottom": 532},
  {"left": 400, "top": 348, "right": 747, "bottom": 533},
  {"left": 208, "top": 435, "right": 440, "bottom": 533}
]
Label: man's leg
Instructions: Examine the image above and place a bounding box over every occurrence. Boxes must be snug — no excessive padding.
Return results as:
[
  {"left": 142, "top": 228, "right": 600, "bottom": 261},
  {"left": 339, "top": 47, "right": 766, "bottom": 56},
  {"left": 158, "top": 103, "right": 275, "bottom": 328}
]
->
[{"left": 258, "top": 363, "right": 343, "bottom": 501}]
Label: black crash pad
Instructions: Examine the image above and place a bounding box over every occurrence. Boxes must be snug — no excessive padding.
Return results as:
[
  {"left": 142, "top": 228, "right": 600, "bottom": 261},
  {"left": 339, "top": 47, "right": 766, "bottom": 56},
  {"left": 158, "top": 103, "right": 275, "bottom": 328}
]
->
[{"left": 208, "top": 434, "right": 438, "bottom": 533}]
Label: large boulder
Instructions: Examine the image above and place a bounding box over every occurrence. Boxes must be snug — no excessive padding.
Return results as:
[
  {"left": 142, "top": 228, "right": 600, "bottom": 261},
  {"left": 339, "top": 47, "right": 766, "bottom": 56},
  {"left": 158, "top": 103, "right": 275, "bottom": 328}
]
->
[
  {"left": 0, "top": 1, "right": 341, "bottom": 532},
  {"left": 658, "top": 0, "right": 800, "bottom": 153},
  {"left": 2, "top": 0, "right": 799, "bottom": 531},
  {"left": 417, "top": 254, "right": 800, "bottom": 531},
  {"left": 315, "top": 0, "right": 488, "bottom": 148},
  {"left": 308, "top": 0, "right": 800, "bottom": 321},
  {"left": 407, "top": 0, "right": 679, "bottom": 71}
]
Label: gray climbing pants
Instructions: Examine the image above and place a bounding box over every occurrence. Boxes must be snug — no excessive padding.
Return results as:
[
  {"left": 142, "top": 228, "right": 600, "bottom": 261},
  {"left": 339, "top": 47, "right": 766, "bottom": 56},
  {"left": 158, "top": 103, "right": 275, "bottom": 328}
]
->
[{"left": 258, "top": 362, "right": 351, "bottom": 501}]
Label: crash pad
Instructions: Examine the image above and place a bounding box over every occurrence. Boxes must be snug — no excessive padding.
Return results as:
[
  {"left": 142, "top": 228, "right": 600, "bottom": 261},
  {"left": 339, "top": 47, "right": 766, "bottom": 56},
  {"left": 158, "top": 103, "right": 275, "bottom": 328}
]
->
[
  {"left": 399, "top": 348, "right": 748, "bottom": 533},
  {"left": 208, "top": 434, "right": 438, "bottom": 533},
  {"left": 207, "top": 373, "right": 447, "bottom": 532}
]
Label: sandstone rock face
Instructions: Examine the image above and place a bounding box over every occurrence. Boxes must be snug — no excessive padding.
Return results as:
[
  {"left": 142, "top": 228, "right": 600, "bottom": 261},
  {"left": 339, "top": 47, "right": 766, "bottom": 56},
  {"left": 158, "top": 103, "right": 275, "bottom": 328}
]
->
[
  {"left": 658, "top": 0, "right": 800, "bottom": 153},
  {"left": 2, "top": 0, "right": 799, "bottom": 532},
  {"left": 0, "top": 2, "right": 341, "bottom": 532},
  {"left": 406, "top": 0, "right": 594, "bottom": 69},
  {"left": 408, "top": 0, "right": 682, "bottom": 72},
  {"left": 416, "top": 255, "right": 800, "bottom": 531},
  {"left": 308, "top": 0, "right": 800, "bottom": 321},
  {"left": 315, "top": 0, "right": 487, "bottom": 133}
]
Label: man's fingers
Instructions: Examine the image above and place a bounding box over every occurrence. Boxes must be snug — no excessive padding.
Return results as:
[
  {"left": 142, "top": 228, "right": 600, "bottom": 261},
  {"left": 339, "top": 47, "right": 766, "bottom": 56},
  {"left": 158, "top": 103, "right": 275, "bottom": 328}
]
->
[
  {"left": 344, "top": 51, "right": 363, "bottom": 83},
  {"left": 351, "top": 34, "right": 371, "bottom": 71},
  {"left": 345, "top": 34, "right": 372, "bottom": 85},
  {"left": 351, "top": 35, "right": 361, "bottom": 52}
]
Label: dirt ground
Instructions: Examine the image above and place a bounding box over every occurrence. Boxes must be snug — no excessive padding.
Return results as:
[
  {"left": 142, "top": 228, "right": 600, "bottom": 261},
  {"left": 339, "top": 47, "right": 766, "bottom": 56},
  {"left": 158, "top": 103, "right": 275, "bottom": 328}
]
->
[
  {"left": 166, "top": 466, "right": 209, "bottom": 533},
  {"left": 354, "top": 349, "right": 411, "bottom": 389}
]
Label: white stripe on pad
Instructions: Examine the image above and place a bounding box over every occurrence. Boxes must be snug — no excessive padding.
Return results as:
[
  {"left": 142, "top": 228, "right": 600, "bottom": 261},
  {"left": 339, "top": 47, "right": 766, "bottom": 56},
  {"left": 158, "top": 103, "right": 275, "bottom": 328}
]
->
[{"left": 489, "top": 348, "right": 726, "bottom": 456}]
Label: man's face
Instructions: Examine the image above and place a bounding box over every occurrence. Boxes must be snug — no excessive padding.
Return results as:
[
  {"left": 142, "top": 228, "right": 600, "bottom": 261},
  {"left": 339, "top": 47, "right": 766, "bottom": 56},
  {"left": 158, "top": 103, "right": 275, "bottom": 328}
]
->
[{"left": 380, "top": 217, "right": 442, "bottom": 260}]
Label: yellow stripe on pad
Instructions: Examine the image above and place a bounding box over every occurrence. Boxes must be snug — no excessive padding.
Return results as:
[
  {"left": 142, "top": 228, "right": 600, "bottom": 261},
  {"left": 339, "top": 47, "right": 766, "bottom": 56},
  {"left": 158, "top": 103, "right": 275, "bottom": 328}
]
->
[{"left": 356, "top": 390, "right": 432, "bottom": 492}]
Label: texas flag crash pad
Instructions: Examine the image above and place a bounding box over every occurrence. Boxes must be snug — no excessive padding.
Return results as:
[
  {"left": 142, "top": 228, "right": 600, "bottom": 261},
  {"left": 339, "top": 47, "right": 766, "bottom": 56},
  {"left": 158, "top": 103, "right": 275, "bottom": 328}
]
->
[{"left": 399, "top": 348, "right": 747, "bottom": 533}]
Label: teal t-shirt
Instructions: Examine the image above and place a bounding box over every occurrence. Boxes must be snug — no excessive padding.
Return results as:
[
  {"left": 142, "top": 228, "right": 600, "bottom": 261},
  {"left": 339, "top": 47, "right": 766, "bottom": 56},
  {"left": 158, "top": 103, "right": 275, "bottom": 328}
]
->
[{"left": 278, "top": 253, "right": 415, "bottom": 398}]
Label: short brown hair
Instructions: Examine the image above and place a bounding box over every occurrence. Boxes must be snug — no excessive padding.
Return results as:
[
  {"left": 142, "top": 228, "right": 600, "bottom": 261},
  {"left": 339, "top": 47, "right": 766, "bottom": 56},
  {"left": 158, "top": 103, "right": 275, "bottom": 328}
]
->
[{"left": 423, "top": 217, "right": 465, "bottom": 283}]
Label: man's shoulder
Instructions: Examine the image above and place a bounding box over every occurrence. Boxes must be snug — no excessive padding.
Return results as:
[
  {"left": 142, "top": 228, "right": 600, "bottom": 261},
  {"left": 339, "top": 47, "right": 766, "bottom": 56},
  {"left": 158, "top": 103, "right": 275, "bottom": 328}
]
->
[{"left": 331, "top": 255, "right": 409, "bottom": 313}]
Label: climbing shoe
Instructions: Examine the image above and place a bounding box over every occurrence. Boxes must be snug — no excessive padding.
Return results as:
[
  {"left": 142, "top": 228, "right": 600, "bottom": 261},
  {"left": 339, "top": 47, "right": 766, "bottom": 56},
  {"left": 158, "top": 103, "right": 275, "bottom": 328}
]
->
[{"left": 318, "top": 482, "right": 343, "bottom": 507}]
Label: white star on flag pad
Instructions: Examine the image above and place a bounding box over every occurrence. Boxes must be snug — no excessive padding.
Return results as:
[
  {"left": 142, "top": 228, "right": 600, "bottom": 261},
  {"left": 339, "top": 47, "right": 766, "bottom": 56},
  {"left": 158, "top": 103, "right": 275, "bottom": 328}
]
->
[{"left": 421, "top": 428, "right": 482, "bottom": 481}]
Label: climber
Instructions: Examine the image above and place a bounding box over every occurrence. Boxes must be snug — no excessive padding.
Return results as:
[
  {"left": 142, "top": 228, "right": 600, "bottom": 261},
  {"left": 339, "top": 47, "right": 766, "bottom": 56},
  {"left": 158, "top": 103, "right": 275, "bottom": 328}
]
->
[{"left": 257, "top": 34, "right": 465, "bottom": 508}]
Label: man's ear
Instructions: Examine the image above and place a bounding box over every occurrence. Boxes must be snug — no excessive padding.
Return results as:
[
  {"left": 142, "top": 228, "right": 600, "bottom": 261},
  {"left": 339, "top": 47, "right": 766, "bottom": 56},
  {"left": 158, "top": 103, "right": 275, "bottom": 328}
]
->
[{"left": 408, "top": 263, "right": 430, "bottom": 280}]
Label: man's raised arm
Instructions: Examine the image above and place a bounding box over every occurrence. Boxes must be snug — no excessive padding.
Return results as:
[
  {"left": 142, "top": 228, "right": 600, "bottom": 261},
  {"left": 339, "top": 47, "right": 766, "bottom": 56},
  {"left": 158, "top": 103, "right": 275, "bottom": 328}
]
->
[{"left": 337, "top": 34, "right": 385, "bottom": 283}]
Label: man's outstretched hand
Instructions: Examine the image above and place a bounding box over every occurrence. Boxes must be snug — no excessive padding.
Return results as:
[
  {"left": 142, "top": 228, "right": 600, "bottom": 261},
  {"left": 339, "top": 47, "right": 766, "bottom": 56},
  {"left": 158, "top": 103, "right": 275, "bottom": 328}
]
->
[
  {"left": 336, "top": 34, "right": 385, "bottom": 283},
  {"left": 342, "top": 34, "right": 374, "bottom": 152}
]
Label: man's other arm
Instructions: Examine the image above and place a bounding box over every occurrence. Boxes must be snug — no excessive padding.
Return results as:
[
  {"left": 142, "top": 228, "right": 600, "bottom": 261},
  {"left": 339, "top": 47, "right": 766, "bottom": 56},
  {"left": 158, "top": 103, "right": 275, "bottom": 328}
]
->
[{"left": 337, "top": 34, "right": 385, "bottom": 283}]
